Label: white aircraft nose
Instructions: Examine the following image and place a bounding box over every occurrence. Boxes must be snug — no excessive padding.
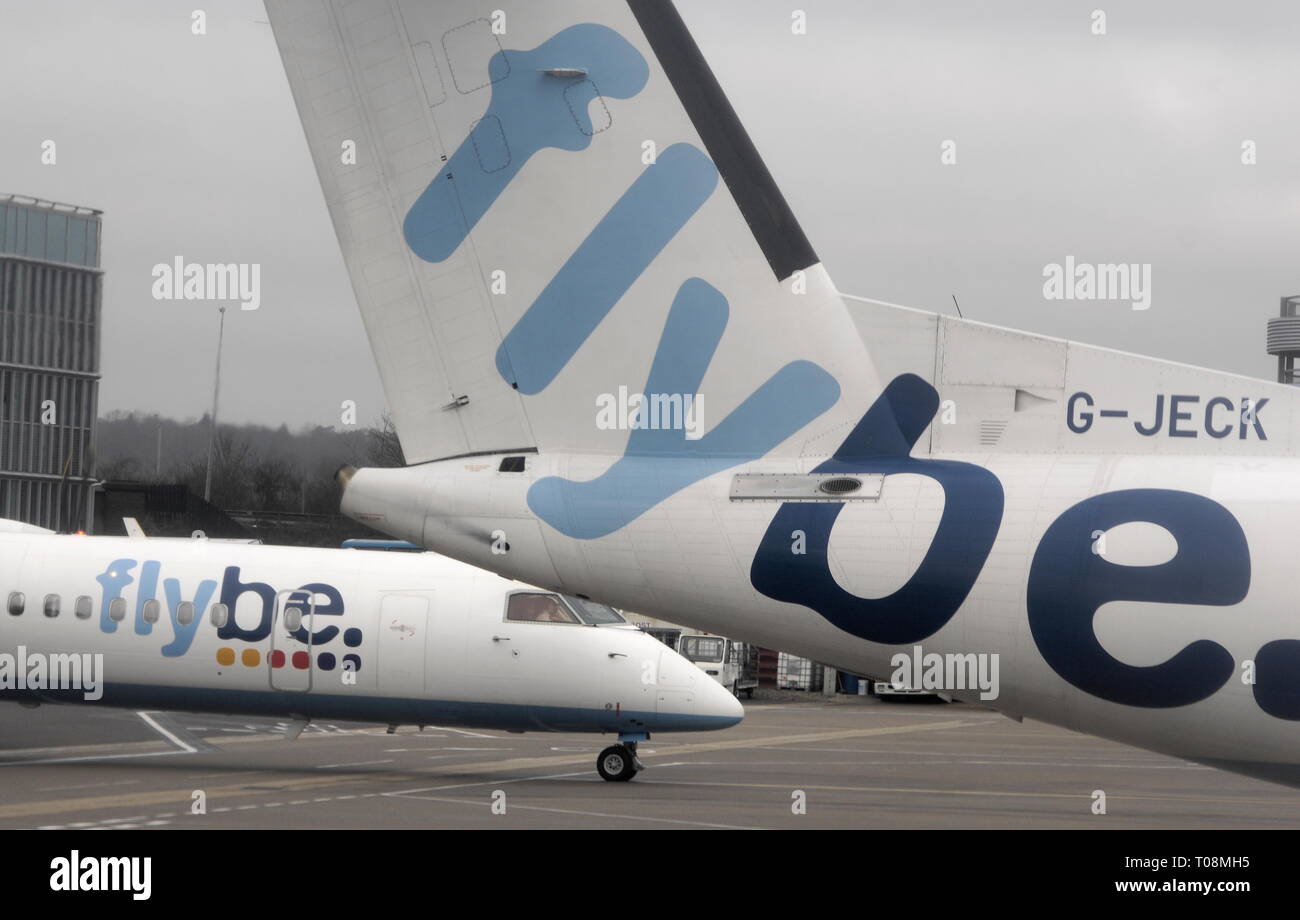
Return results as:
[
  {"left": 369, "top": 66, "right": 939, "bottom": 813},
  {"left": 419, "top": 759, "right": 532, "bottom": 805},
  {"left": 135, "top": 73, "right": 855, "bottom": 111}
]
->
[
  {"left": 647, "top": 643, "right": 744, "bottom": 731},
  {"left": 696, "top": 673, "right": 745, "bottom": 726}
]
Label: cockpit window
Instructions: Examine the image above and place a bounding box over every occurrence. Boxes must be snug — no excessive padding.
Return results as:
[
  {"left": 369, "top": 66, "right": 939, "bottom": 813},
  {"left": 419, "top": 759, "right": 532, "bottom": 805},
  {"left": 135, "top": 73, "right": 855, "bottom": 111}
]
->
[
  {"left": 562, "top": 596, "right": 625, "bottom": 625},
  {"left": 680, "top": 636, "right": 725, "bottom": 663},
  {"left": 506, "top": 593, "right": 580, "bottom": 624}
]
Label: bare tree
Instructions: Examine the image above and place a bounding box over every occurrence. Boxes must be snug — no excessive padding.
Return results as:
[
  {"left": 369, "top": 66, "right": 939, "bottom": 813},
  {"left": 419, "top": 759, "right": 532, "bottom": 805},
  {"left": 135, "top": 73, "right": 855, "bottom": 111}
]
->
[
  {"left": 365, "top": 411, "right": 406, "bottom": 468},
  {"left": 172, "top": 430, "right": 254, "bottom": 509},
  {"left": 94, "top": 412, "right": 406, "bottom": 519},
  {"left": 250, "top": 455, "right": 297, "bottom": 511},
  {"left": 97, "top": 455, "right": 145, "bottom": 481}
]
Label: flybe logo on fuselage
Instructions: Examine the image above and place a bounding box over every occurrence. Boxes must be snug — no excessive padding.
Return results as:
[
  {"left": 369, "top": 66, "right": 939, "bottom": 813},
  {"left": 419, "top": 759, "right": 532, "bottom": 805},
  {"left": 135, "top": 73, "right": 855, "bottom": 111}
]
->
[{"left": 92, "top": 558, "right": 354, "bottom": 660}]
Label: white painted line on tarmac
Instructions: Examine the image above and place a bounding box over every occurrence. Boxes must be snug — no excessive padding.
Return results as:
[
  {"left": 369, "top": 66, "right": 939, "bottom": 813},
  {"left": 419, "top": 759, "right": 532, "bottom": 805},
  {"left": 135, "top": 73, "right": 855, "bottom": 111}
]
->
[
  {"left": 136, "top": 711, "right": 198, "bottom": 754},
  {"left": 393, "top": 792, "right": 759, "bottom": 830},
  {"left": 425, "top": 726, "right": 499, "bottom": 738}
]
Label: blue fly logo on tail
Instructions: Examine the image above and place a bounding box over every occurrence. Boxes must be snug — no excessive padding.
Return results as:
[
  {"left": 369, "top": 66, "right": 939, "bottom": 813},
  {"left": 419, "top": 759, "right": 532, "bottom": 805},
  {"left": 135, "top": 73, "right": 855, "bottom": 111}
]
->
[
  {"left": 528, "top": 279, "right": 839, "bottom": 538},
  {"left": 403, "top": 24, "right": 649, "bottom": 264},
  {"left": 402, "top": 24, "right": 844, "bottom": 538}
]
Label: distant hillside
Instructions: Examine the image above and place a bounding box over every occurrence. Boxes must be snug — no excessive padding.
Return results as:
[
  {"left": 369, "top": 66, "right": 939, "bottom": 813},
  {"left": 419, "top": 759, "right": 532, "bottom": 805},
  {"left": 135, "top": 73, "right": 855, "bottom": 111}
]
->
[{"left": 94, "top": 411, "right": 404, "bottom": 521}]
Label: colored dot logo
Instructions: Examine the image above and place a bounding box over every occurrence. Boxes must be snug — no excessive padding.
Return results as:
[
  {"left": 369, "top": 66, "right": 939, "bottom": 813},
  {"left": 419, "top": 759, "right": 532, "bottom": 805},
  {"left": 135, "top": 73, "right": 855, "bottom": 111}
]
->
[
  {"left": 214, "top": 630, "right": 363, "bottom": 673},
  {"left": 267, "top": 650, "right": 311, "bottom": 669}
]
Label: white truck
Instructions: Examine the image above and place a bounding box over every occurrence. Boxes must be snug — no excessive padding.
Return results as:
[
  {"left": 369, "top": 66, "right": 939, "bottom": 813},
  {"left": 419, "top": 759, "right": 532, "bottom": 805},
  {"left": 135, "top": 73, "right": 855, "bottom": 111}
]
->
[{"left": 679, "top": 634, "right": 759, "bottom": 699}]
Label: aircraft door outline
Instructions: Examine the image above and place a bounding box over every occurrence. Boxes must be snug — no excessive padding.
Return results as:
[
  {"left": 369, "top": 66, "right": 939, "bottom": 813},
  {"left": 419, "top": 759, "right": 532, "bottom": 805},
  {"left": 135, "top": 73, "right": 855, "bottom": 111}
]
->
[
  {"left": 378, "top": 593, "right": 430, "bottom": 698},
  {"left": 270, "top": 588, "right": 316, "bottom": 692}
]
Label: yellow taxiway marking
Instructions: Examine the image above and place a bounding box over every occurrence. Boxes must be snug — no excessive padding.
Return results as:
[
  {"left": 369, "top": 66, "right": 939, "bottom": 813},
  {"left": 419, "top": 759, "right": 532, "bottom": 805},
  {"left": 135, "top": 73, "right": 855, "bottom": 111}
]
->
[
  {"left": 0, "top": 719, "right": 976, "bottom": 820},
  {"left": 3, "top": 715, "right": 1290, "bottom": 818},
  {"left": 386, "top": 720, "right": 978, "bottom": 791},
  {"left": 394, "top": 794, "right": 758, "bottom": 830},
  {"left": 0, "top": 772, "right": 376, "bottom": 820},
  {"left": 629, "top": 777, "right": 1300, "bottom": 806}
]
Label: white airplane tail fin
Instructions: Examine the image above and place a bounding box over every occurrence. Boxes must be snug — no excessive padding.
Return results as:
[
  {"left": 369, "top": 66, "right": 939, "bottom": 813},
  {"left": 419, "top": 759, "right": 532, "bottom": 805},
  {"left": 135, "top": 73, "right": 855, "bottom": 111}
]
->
[{"left": 267, "top": 0, "right": 876, "bottom": 462}]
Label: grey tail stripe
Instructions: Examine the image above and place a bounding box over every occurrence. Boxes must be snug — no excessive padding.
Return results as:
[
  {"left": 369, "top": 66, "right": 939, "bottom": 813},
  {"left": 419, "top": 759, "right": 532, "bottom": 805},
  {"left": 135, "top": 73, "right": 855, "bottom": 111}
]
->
[{"left": 626, "top": 0, "right": 819, "bottom": 281}]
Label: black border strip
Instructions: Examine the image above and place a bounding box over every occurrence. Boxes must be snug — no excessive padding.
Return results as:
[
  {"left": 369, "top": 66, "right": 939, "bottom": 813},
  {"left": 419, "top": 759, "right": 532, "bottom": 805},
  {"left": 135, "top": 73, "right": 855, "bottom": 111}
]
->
[
  {"left": 415, "top": 446, "right": 539, "bottom": 466},
  {"left": 627, "top": 0, "right": 818, "bottom": 281}
]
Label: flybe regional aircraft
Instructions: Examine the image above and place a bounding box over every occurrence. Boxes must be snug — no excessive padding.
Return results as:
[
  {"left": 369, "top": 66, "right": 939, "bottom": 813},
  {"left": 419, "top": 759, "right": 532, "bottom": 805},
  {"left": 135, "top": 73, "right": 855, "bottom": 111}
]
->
[
  {"left": 0, "top": 519, "right": 743, "bottom": 781},
  {"left": 268, "top": 1, "right": 1300, "bottom": 785}
]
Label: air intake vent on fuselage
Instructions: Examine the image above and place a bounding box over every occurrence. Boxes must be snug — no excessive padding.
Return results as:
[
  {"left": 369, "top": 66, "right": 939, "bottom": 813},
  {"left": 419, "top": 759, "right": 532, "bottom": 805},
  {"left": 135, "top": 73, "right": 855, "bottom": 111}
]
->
[{"left": 730, "top": 473, "right": 884, "bottom": 502}]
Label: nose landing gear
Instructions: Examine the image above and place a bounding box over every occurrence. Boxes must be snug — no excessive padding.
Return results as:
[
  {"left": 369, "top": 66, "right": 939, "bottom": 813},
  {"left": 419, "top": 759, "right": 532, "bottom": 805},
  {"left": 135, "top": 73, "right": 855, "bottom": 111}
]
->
[{"left": 596, "top": 733, "right": 648, "bottom": 782}]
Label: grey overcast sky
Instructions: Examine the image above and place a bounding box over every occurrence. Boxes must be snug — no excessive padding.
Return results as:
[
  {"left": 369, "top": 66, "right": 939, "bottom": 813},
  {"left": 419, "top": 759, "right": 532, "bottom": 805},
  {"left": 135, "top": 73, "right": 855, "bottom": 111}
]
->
[{"left": 2, "top": 1, "right": 1298, "bottom": 429}]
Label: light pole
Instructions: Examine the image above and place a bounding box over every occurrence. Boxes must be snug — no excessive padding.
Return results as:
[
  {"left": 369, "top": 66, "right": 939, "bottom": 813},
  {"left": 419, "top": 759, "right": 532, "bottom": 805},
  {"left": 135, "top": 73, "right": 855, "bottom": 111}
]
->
[{"left": 203, "top": 306, "right": 227, "bottom": 503}]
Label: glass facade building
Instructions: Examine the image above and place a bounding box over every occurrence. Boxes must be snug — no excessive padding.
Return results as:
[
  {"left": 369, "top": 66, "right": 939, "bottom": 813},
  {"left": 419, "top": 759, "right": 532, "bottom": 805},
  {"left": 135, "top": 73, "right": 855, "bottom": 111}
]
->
[{"left": 0, "top": 194, "right": 102, "bottom": 531}]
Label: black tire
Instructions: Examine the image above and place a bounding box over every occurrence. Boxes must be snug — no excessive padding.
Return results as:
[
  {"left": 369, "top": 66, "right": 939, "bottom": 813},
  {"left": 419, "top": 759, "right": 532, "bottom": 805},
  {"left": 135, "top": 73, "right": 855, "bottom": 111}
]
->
[
  {"left": 597, "top": 744, "right": 637, "bottom": 782},
  {"left": 743, "top": 687, "right": 755, "bottom": 699},
  {"left": 729, "top": 681, "right": 739, "bottom": 698}
]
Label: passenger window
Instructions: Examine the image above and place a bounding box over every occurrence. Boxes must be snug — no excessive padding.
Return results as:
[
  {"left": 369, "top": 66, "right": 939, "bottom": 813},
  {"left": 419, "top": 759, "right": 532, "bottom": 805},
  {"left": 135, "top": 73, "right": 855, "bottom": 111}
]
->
[
  {"left": 7, "top": 592, "right": 24, "bottom": 615},
  {"left": 210, "top": 603, "right": 228, "bottom": 628},
  {"left": 177, "top": 601, "right": 194, "bottom": 626},
  {"left": 505, "top": 593, "right": 580, "bottom": 624},
  {"left": 109, "top": 597, "right": 126, "bottom": 622},
  {"left": 74, "top": 595, "right": 93, "bottom": 619},
  {"left": 142, "top": 599, "right": 160, "bottom": 624},
  {"left": 44, "top": 594, "right": 60, "bottom": 617}
]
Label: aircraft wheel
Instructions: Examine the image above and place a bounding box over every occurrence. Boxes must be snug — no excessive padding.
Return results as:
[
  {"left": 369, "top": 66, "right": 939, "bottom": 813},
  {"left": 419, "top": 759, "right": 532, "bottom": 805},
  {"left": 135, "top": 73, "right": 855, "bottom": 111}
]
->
[{"left": 597, "top": 744, "right": 638, "bottom": 782}]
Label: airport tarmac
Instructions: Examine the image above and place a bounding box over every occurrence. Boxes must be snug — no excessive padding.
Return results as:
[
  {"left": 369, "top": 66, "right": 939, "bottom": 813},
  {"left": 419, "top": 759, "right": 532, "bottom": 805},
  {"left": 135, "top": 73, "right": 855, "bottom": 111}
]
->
[{"left": 1, "top": 693, "right": 1297, "bottom": 830}]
